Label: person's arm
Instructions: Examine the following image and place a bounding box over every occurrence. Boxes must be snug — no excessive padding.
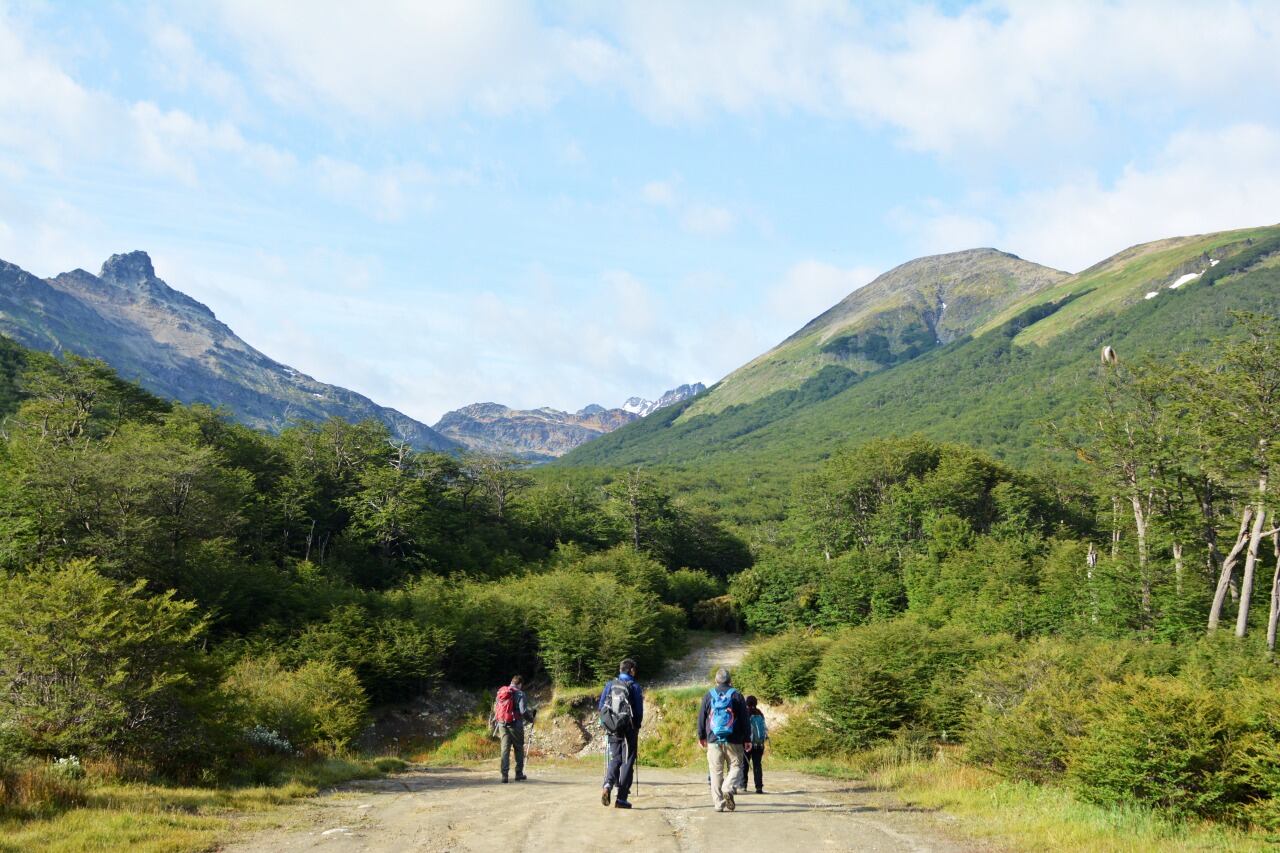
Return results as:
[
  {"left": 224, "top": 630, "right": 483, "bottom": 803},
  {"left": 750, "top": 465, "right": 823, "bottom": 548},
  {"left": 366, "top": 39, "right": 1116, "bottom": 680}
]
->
[
  {"left": 598, "top": 682, "right": 609, "bottom": 714},
  {"left": 695, "top": 692, "right": 709, "bottom": 745},
  {"left": 518, "top": 690, "right": 534, "bottom": 724},
  {"left": 737, "top": 694, "right": 752, "bottom": 748},
  {"left": 632, "top": 682, "right": 644, "bottom": 730}
]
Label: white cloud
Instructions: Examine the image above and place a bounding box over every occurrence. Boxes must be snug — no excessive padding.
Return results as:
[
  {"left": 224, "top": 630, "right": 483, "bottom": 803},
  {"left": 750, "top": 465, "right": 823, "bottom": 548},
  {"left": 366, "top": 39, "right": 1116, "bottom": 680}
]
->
[
  {"left": 212, "top": 0, "right": 616, "bottom": 119},
  {"left": 899, "top": 124, "right": 1280, "bottom": 271},
  {"left": 641, "top": 179, "right": 677, "bottom": 206},
  {"left": 681, "top": 203, "right": 736, "bottom": 237}
]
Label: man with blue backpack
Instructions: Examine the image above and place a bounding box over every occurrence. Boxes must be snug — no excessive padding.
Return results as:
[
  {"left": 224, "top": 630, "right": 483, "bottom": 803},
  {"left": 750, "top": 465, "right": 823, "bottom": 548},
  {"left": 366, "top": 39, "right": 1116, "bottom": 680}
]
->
[
  {"left": 696, "top": 668, "right": 751, "bottom": 812},
  {"left": 598, "top": 658, "right": 644, "bottom": 810}
]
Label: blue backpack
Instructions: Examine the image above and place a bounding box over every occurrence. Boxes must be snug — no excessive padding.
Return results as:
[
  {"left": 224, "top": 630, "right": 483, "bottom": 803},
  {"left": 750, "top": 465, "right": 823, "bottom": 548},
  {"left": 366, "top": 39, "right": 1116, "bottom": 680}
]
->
[
  {"left": 708, "top": 688, "right": 737, "bottom": 742},
  {"left": 749, "top": 712, "right": 767, "bottom": 744}
]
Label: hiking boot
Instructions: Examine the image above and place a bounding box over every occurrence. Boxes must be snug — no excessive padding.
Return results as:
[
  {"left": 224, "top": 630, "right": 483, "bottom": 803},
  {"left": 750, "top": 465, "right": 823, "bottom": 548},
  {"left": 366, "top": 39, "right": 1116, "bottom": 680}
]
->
[
  {"left": 715, "top": 804, "right": 726, "bottom": 812},
  {"left": 724, "top": 791, "right": 735, "bottom": 811},
  {"left": 614, "top": 800, "right": 632, "bottom": 809},
  {"left": 501, "top": 775, "right": 509, "bottom": 784},
  {"left": 756, "top": 788, "right": 764, "bottom": 794},
  {"left": 601, "top": 787, "right": 611, "bottom": 806},
  {"left": 515, "top": 774, "right": 528, "bottom": 781}
]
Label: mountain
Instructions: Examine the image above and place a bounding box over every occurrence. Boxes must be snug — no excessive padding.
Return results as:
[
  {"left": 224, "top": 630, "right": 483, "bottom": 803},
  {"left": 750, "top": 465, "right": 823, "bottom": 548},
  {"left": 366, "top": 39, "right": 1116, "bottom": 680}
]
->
[
  {"left": 434, "top": 383, "right": 707, "bottom": 461},
  {"left": 0, "top": 251, "right": 456, "bottom": 451},
  {"left": 559, "top": 225, "right": 1280, "bottom": 481},
  {"left": 681, "top": 248, "right": 1066, "bottom": 419},
  {"left": 622, "top": 383, "right": 708, "bottom": 417}
]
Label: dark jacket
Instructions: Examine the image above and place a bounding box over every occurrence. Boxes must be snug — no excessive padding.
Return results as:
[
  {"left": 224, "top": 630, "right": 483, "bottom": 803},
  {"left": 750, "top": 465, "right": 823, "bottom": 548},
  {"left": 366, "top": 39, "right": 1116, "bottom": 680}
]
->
[
  {"left": 696, "top": 686, "right": 751, "bottom": 745},
  {"left": 597, "top": 672, "right": 644, "bottom": 731}
]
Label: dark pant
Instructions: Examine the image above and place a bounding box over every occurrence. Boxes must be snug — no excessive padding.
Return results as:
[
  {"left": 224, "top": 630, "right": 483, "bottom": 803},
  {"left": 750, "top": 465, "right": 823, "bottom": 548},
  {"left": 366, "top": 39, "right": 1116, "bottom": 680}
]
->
[
  {"left": 603, "top": 730, "right": 638, "bottom": 801},
  {"left": 737, "top": 745, "right": 765, "bottom": 790},
  {"left": 499, "top": 723, "right": 524, "bottom": 777}
]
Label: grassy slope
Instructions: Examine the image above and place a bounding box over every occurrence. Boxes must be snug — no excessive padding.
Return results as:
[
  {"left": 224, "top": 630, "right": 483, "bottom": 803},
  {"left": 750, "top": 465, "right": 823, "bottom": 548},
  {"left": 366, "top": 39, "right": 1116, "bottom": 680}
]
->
[
  {"left": 558, "top": 251, "right": 1280, "bottom": 520},
  {"left": 0, "top": 334, "right": 27, "bottom": 419},
  {"left": 681, "top": 249, "right": 1067, "bottom": 419},
  {"left": 978, "top": 224, "right": 1280, "bottom": 344}
]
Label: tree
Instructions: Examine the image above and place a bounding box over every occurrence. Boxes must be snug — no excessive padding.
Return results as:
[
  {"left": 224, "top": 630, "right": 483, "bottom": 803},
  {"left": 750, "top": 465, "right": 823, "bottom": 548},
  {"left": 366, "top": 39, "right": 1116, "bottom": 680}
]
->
[
  {"left": 1184, "top": 314, "right": 1280, "bottom": 639},
  {"left": 462, "top": 453, "right": 532, "bottom": 521},
  {"left": 0, "top": 561, "right": 208, "bottom": 757}
]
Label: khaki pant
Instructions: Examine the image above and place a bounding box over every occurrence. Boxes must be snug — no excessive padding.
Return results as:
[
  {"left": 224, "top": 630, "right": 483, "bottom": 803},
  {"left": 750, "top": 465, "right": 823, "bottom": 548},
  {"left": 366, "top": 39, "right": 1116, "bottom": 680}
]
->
[
  {"left": 499, "top": 723, "right": 524, "bottom": 777},
  {"left": 706, "top": 741, "right": 745, "bottom": 809}
]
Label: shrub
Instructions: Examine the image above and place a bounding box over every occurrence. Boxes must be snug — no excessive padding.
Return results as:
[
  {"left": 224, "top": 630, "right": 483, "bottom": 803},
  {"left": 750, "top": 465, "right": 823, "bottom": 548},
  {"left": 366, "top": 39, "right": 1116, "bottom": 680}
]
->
[
  {"left": 813, "top": 619, "right": 1004, "bottom": 749},
  {"left": 0, "top": 759, "right": 86, "bottom": 817},
  {"left": 735, "top": 631, "right": 828, "bottom": 702},
  {"left": 1067, "top": 675, "right": 1234, "bottom": 819},
  {"left": 0, "top": 561, "right": 210, "bottom": 760},
  {"left": 729, "top": 553, "right": 821, "bottom": 633},
  {"left": 665, "top": 569, "right": 725, "bottom": 620},
  {"left": 964, "top": 637, "right": 1183, "bottom": 783},
  {"left": 225, "top": 655, "right": 369, "bottom": 752},
  {"left": 516, "top": 569, "right": 684, "bottom": 685},
  {"left": 692, "top": 595, "right": 741, "bottom": 632},
  {"left": 292, "top": 604, "right": 452, "bottom": 703},
  {"left": 768, "top": 710, "right": 836, "bottom": 760}
]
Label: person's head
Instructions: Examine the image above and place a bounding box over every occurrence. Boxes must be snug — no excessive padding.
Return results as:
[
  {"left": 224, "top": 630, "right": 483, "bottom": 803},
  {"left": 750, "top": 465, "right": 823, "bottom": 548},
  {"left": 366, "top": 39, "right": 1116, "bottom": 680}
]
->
[
  {"left": 619, "top": 658, "right": 637, "bottom": 677},
  {"left": 510, "top": 674, "right": 524, "bottom": 688},
  {"left": 746, "top": 695, "right": 758, "bottom": 708},
  {"left": 714, "top": 668, "right": 731, "bottom": 687}
]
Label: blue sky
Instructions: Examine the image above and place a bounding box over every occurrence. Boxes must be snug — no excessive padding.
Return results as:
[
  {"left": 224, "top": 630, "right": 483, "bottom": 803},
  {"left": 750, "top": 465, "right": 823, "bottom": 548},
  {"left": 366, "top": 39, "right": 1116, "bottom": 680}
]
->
[{"left": 2, "top": 1, "right": 1279, "bottom": 423}]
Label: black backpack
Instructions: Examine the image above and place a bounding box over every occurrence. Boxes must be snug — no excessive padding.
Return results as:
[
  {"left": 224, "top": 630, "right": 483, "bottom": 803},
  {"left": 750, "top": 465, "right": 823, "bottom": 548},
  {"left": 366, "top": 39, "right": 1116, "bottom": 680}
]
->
[{"left": 600, "top": 678, "right": 635, "bottom": 735}]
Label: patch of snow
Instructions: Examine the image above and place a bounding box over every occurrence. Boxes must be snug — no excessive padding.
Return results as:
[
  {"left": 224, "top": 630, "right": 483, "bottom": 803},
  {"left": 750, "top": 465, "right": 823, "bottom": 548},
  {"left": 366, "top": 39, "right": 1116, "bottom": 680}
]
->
[
  {"left": 1210, "top": 258, "right": 1220, "bottom": 266},
  {"left": 1169, "top": 272, "right": 1200, "bottom": 289},
  {"left": 1145, "top": 291, "right": 1159, "bottom": 300},
  {"left": 312, "top": 392, "right": 324, "bottom": 398}
]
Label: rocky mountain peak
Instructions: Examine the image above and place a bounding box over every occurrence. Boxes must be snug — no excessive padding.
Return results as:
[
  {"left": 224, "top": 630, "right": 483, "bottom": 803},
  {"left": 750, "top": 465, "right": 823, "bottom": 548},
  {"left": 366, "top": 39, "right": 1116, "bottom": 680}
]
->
[{"left": 100, "top": 251, "right": 156, "bottom": 284}]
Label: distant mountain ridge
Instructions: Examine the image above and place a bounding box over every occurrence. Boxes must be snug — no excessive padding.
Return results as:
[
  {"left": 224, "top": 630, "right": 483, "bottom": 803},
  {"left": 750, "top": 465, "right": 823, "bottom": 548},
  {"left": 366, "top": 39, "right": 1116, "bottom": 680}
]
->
[
  {"left": 0, "top": 251, "right": 456, "bottom": 450},
  {"left": 434, "top": 383, "right": 706, "bottom": 461}
]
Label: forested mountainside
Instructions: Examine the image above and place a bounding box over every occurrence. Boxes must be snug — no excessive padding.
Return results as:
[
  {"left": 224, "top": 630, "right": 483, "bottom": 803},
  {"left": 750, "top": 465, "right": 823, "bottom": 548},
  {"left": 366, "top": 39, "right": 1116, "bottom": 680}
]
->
[
  {"left": 0, "top": 251, "right": 455, "bottom": 450},
  {"left": 561, "top": 225, "right": 1280, "bottom": 484}
]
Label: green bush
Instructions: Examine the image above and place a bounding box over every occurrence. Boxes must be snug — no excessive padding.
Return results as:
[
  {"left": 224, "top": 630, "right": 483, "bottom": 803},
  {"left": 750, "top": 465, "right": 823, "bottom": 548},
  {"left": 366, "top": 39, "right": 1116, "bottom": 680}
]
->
[
  {"left": 767, "top": 709, "right": 836, "bottom": 759},
  {"left": 735, "top": 631, "right": 828, "bottom": 702},
  {"left": 729, "top": 553, "right": 821, "bottom": 633},
  {"left": 964, "top": 637, "right": 1183, "bottom": 782},
  {"left": 0, "top": 561, "right": 212, "bottom": 760},
  {"left": 224, "top": 656, "right": 369, "bottom": 752},
  {"left": 517, "top": 568, "right": 684, "bottom": 686},
  {"left": 1068, "top": 675, "right": 1234, "bottom": 819},
  {"left": 665, "top": 569, "right": 725, "bottom": 620},
  {"left": 813, "top": 619, "right": 1005, "bottom": 749},
  {"left": 292, "top": 604, "right": 452, "bottom": 703}
]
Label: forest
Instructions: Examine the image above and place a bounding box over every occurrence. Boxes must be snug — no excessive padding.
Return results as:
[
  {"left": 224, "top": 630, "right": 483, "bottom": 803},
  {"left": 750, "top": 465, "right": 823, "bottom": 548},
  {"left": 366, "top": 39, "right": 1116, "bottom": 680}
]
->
[{"left": 2, "top": 311, "right": 1280, "bottom": 835}]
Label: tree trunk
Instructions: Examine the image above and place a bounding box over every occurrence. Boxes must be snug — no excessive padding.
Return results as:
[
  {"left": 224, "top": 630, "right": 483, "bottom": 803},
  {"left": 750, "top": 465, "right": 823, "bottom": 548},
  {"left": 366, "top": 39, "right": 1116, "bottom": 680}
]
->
[
  {"left": 1086, "top": 542, "right": 1100, "bottom": 624},
  {"left": 1172, "top": 541, "right": 1185, "bottom": 595},
  {"left": 1130, "top": 493, "right": 1152, "bottom": 623},
  {"left": 1267, "top": 525, "right": 1280, "bottom": 653},
  {"left": 1209, "top": 507, "right": 1253, "bottom": 632},
  {"left": 1235, "top": 473, "right": 1269, "bottom": 639},
  {"left": 1110, "top": 496, "right": 1122, "bottom": 559}
]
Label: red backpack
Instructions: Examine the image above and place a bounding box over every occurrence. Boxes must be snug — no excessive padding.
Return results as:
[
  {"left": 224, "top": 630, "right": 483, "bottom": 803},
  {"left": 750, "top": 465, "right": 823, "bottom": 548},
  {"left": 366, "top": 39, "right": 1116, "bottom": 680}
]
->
[{"left": 494, "top": 685, "right": 519, "bottom": 723}]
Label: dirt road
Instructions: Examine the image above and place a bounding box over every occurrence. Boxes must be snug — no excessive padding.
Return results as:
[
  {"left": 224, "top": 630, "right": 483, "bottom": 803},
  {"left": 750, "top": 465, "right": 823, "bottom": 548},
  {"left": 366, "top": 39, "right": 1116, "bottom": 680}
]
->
[{"left": 222, "top": 763, "right": 979, "bottom": 852}]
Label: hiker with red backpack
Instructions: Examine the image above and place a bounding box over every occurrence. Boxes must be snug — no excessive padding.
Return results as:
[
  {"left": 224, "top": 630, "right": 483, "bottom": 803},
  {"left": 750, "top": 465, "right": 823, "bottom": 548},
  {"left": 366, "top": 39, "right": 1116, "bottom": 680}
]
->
[
  {"left": 493, "top": 675, "right": 535, "bottom": 783},
  {"left": 697, "top": 668, "right": 751, "bottom": 812},
  {"left": 598, "top": 658, "right": 644, "bottom": 810}
]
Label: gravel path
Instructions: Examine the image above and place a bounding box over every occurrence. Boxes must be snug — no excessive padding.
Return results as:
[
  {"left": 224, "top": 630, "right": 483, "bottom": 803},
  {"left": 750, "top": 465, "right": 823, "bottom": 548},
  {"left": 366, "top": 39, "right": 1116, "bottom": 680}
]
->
[
  {"left": 220, "top": 764, "right": 982, "bottom": 853},
  {"left": 649, "top": 631, "right": 752, "bottom": 689}
]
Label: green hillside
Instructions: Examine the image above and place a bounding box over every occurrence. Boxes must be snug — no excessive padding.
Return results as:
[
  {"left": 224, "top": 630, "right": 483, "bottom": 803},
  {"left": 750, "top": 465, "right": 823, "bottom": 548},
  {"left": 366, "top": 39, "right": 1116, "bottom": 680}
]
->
[
  {"left": 559, "top": 228, "right": 1280, "bottom": 494},
  {"left": 681, "top": 248, "right": 1066, "bottom": 418},
  {"left": 0, "top": 334, "right": 27, "bottom": 418}
]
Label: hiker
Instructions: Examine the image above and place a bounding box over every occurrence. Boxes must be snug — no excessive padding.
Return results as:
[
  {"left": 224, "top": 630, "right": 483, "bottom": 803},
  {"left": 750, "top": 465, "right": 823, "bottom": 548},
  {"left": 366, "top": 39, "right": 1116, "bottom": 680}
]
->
[
  {"left": 598, "top": 658, "right": 644, "bottom": 810},
  {"left": 697, "top": 668, "right": 751, "bottom": 812},
  {"left": 736, "top": 695, "right": 768, "bottom": 794},
  {"left": 493, "top": 674, "right": 535, "bottom": 783}
]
